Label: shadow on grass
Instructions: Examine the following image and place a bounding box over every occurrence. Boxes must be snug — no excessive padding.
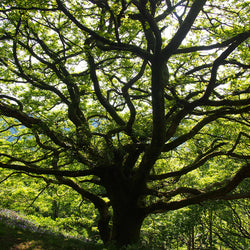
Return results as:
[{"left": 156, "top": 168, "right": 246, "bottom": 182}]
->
[{"left": 0, "top": 222, "right": 103, "bottom": 250}]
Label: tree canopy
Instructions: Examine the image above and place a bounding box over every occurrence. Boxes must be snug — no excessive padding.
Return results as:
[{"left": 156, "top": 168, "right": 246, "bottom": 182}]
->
[{"left": 0, "top": 0, "right": 249, "bottom": 247}]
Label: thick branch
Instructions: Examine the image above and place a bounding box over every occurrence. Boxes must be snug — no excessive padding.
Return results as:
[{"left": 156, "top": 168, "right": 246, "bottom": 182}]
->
[
  {"left": 155, "top": 0, "right": 186, "bottom": 22},
  {"left": 0, "top": 6, "right": 58, "bottom": 13},
  {"left": 163, "top": 105, "right": 250, "bottom": 152},
  {"left": 0, "top": 95, "right": 23, "bottom": 111},
  {"left": 146, "top": 186, "right": 203, "bottom": 199},
  {"left": 146, "top": 163, "right": 250, "bottom": 214},
  {"left": 0, "top": 102, "right": 70, "bottom": 148},
  {"left": 56, "top": 176, "right": 111, "bottom": 242},
  {"left": 88, "top": 53, "right": 126, "bottom": 127},
  {"left": 150, "top": 151, "right": 225, "bottom": 180},
  {"left": 56, "top": 176, "right": 107, "bottom": 208},
  {"left": 163, "top": 0, "right": 207, "bottom": 59},
  {"left": 133, "top": 0, "right": 162, "bottom": 52},
  {"left": 0, "top": 162, "right": 103, "bottom": 178},
  {"left": 122, "top": 60, "right": 148, "bottom": 133},
  {"left": 201, "top": 31, "right": 250, "bottom": 101},
  {"left": 56, "top": 0, "right": 150, "bottom": 60},
  {"left": 174, "top": 30, "right": 250, "bottom": 54}
]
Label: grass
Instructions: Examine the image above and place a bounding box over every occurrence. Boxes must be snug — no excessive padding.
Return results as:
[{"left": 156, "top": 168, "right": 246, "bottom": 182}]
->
[
  {"left": 0, "top": 209, "right": 159, "bottom": 249},
  {"left": 0, "top": 222, "right": 101, "bottom": 249},
  {"left": 0, "top": 216, "right": 152, "bottom": 250},
  {"left": 0, "top": 209, "right": 104, "bottom": 249},
  {"left": 0, "top": 209, "right": 151, "bottom": 250}
]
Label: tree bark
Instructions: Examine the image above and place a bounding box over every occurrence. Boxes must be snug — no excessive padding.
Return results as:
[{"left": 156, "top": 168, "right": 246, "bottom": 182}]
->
[
  {"left": 101, "top": 167, "right": 146, "bottom": 247},
  {"left": 98, "top": 211, "right": 111, "bottom": 243},
  {"left": 111, "top": 206, "right": 145, "bottom": 246}
]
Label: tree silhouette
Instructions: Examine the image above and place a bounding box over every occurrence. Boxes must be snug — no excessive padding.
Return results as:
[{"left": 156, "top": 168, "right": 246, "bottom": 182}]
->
[{"left": 0, "top": 0, "right": 249, "bottom": 246}]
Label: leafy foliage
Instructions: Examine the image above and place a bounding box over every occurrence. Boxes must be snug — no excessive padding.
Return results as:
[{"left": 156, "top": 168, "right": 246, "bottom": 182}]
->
[{"left": 0, "top": 0, "right": 249, "bottom": 247}]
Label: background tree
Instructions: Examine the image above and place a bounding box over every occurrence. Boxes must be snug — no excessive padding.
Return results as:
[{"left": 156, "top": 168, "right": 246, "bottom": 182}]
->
[{"left": 0, "top": 0, "right": 249, "bottom": 247}]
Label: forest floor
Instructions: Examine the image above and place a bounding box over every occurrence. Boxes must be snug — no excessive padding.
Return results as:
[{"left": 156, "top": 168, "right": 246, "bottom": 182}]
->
[
  {"left": 0, "top": 221, "right": 103, "bottom": 249},
  {"left": 0, "top": 209, "right": 150, "bottom": 250},
  {"left": 0, "top": 208, "right": 105, "bottom": 250}
]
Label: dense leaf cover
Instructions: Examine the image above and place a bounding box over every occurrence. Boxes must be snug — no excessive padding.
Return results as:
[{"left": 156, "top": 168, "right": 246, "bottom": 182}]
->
[{"left": 0, "top": 0, "right": 249, "bottom": 246}]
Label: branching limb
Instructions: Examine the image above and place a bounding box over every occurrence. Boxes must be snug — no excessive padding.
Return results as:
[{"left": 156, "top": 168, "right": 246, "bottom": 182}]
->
[
  {"left": 132, "top": 0, "right": 162, "bottom": 52},
  {"left": 56, "top": 0, "right": 150, "bottom": 60},
  {"left": 0, "top": 101, "right": 71, "bottom": 148},
  {"left": 0, "top": 171, "right": 24, "bottom": 184},
  {"left": 228, "top": 132, "right": 250, "bottom": 154},
  {"left": 25, "top": 183, "right": 50, "bottom": 211},
  {"left": 163, "top": 105, "right": 250, "bottom": 153},
  {"left": 155, "top": 0, "right": 186, "bottom": 22},
  {"left": 201, "top": 31, "right": 250, "bottom": 101},
  {"left": 0, "top": 153, "right": 52, "bottom": 165},
  {"left": 174, "top": 30, "right": 250, "bottom": 54},
  {"left": 150, "top": 151, "right": 225, "bottom": 181},
  {"left": 229, "top": 203, "right": 250, "bottom": 238},
  {"left": 87, "top": 52, "right": 126, "bottom": 127},
  {"left": 122, "top": 60, "right": 148, "bottom": 134},
  {"left": 0, "top": 6, "right": 58, "bottom": 13},
  {"left": 0, "top": 123, "right": 22, "bottom": 133},
  {"left": 19, "top": 30, "right": 92, "bottom": 145},
  {"left": 0, "top": 95, "right": 23, "bottom": 111},
  {"left": 163, "top": 0, "right": 207, "bottom": 59},
  {"left": 154, "top": 126, "right": 249, "bottom": 182},
  {"left": 0, "top": 162, "right": 103, "bottom": 178},
  {"left": 0, "top": 39, "right": 69, "bottom": 105},
  {"left": 56, "top": 176, "right": 111, "bottom": 242},
  {"left": 146, "top": 186, "right": 203, "bottom": 199},
  {"left": 145, "top": 163, "right": 250, "bottom": 214}
]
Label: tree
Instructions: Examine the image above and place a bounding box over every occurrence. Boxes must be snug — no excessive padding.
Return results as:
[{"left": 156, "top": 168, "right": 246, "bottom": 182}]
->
[
  {"left": 0, "top": 0, "right": 249, "bottom": 247},
  {"left": 212, "top": 199, "right": 250, "bottom": 249}
]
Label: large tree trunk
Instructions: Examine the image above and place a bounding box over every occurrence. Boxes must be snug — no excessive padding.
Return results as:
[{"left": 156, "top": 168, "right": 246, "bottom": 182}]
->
[
  {"left": 101, "top": 167, "right": 146, "bottom": 247},
  {"left": 111, "top": 206, "right": 145, "bottom": 246}
]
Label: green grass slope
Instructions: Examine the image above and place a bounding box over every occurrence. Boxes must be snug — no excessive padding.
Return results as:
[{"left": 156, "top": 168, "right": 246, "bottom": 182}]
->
[{"left": 0, "top": 221, "right": 102, "bottom": 250}]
